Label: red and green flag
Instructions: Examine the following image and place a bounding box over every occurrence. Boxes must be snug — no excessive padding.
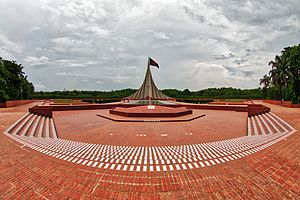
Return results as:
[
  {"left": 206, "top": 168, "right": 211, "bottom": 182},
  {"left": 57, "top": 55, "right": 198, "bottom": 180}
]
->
[{"left": 149, "top": 57, "right": 159, "bottom": 68}]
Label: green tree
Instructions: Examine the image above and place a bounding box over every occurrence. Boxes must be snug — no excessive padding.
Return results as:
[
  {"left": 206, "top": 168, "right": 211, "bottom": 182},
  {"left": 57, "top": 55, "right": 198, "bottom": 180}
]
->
[
  {"left": 269, "top": 55, "right": 293, "bottom": 101},
  {"left": 182, "top": 89, "right": 191, "bottom": 96},
  {"left": 0, "top": 59, "right": 9, "bottom": 102},
  {"left": 259, "top": 74, "right": 271, "bottom": 99},
  {"left": 0, "top": 57, "right": 34, "bottom": 102},
  {"left": 281, "top": 45, "right": 300, "bottom": 103}
]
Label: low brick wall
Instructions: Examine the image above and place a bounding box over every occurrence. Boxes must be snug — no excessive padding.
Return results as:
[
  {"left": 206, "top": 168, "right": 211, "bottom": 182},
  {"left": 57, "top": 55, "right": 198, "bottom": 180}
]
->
[
  {"left": 0, "top": 100, "right": 36, "bottom": 108},
  {"left": 186, "top": 104, "right": 248, "bottom": 112},
  {"left": 109, "top": 106, "right": 192, "bottom": 117},
  {"left": 29, "top": 106, "right": 53, "bottom": 117},
  {"left": 263, "top": 100, "right": 300, "bottom": 108},
  {"left": 187, "top": 103, "right": 269, "bottom": 116},
  {"left": 247, "top": 104, "right": 270, "bottom": 116},
  {"left": 209, "top": 102, "right": 246, "bottom": 105},
  {"left": 29, "top": 104, "right": 119, "bottom": 117},
  {"left": 28, "top": 102, "right": 270, "bottom": 117}
]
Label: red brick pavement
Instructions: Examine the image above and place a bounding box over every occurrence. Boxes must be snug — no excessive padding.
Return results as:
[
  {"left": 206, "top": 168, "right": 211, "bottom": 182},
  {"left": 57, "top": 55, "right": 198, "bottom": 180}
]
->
[
  {"left": 54, "top": 109, "right": 247, "bottom": 146},
  {"left": 0, "top": 102, "right": 299, "bottom": 199}
]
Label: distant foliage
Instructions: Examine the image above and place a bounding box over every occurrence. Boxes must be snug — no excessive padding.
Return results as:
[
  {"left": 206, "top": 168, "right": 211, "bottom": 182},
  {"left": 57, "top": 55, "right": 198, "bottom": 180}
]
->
[
  {"left": 34, "top": 89, "right": 137, "bottom": 99},
  {"left": 82, "top": 99, "right": 121, "bottom": 104},
  {"left": 34, "top": 87, "right": 263, "bottom": 100},
  {"left": 162, "top": 88, "right": 262, "bottom": 99},
  {"left": 260, "top": 44, "right": 300, "bottom": 103},
  {"left": 177, "top": 99, "right": 214, "bottom": 104},
  {"left": 0, "top": 58, "right": 34, "bottom": 103}
]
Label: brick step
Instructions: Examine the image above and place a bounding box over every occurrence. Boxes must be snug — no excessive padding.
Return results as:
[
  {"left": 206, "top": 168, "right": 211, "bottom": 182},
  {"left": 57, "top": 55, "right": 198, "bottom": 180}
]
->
[
  {"left": 5, "top": 112, "right": 295, "bottom": 172},
  {"left": 8, "top": 127, "right": 295, "bottom": 172},
  {"left": 257, "top": 114, "right": 273, "bottom": 134},
  {"left": 5, "top": 113, "right": 58, "bottom": 139},
  {"left": 11, "top": 113, "right": 34, "bottom": 135},
  {"left": 247, "top": 118, "right": 252, "bottom": 136},
  {"left": 20, "top": 115, "right": 37, "bottom": 136},
  {"left": 261, "top": 113, "right": 280, "bottom": 133},
  {"left": 247, "top": 112, "right": 293, "bottom": 136},
  {"left": 44, "top": 117, "right": 50, "bottom": 138},
  {"left": 268, "top": 112, "right": 294, "bottom": 132},
  {"left": 37, "top": 116, "right": 45, "bottom": 138},
  {"left": 250, "top": 116, "right": 259, "bottom": 136},
  {"left": 50, "top": 118, "right": 58, "bottom": 139},
  {"left": 4, "top": 113, "right": 30, "bottom": 134},
  {"left": 29, "top": 115, "right": 41, "bottom": 137},
  {"left": 265, "top": 113, "right": 288, "bottom": 133}
]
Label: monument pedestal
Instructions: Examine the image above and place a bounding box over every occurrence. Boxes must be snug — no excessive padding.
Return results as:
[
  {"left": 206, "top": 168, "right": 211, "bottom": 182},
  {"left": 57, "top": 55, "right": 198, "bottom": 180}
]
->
[{"left": 109, "top": 105, "right": 192, "bottom": 118}]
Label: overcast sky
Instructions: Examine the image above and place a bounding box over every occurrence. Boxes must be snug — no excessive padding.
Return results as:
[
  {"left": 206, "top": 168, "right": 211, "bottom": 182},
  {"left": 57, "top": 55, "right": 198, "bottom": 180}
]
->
[{"left": 0, "top": 0, "right": 299, "bottom": 91}]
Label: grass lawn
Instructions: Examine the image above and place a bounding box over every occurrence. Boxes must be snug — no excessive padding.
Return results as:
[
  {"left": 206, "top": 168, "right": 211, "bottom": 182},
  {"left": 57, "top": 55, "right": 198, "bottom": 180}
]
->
[{"left": 51, "top": 99, "right": 77, "bottom": 103}]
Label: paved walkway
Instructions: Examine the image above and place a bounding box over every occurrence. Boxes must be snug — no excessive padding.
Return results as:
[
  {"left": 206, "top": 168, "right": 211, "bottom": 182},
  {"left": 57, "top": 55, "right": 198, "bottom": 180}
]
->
[
  {"left": 0, "top": 102, "right": 299, "bottom": 199},
  {"left": 54, "top": 109, "right": 247, "bottom": 146}
]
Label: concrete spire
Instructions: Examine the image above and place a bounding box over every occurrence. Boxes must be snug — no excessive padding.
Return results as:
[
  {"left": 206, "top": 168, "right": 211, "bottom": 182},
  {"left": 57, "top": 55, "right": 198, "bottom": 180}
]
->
[{"left": 127, "top": 65, "right": 170, "bottom": 100}]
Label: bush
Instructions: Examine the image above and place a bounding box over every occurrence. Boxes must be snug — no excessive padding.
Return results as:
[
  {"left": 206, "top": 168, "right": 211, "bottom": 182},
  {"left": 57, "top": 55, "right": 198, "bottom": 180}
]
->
[
  {"left": 177, "top": 99, "right": 214, "bottom": 104},
  {"left": 291, "top": 95, "right": 300, "bottom": 104}
]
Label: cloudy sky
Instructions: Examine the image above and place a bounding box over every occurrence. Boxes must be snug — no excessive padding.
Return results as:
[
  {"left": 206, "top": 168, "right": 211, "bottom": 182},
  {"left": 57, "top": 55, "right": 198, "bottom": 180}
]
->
[{"left": 0, "top": 0, "right": 299, "bottom": 91}]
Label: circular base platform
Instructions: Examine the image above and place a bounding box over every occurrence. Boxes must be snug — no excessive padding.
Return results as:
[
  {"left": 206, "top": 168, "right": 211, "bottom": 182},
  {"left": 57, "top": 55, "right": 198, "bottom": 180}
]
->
[{"left": 109, "top": 105, "right": 192, "bottom": 117}]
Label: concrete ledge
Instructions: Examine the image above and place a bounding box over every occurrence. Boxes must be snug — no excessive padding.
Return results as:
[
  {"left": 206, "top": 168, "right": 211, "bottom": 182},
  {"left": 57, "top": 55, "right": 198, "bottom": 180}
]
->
[
  {"left": 0, "top": 100, "right": 36, "bottom": 108},
  {"left": 28, "top": 102, "right": 270, "bottom": 117},
  {"left": 97, "top": 113, "right": 205, "bottom": 122},
  {"left": 109, "top": 106, "right": 193, "bottom": 117}
]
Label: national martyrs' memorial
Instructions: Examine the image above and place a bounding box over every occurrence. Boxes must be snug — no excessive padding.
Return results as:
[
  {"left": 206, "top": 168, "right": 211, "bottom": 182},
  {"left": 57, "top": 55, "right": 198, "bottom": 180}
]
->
[{"left": 1, "top": 57, "right": 298, "bottom": 199}]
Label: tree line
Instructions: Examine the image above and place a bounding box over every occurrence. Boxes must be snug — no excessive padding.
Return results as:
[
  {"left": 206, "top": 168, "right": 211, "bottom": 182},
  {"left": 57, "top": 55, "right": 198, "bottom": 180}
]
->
[
  {"left": 259, "top": 44, "right": 300, "bottom": 103},
  {"left": 33, "top": 87, "right": 263, "bottom": 100},
  {"left": 33, "top": 89, "right": 137, "bottom": 100},
  {"left": 0, "top": 57, "right": 34, "bottom": 103},
  {"left": 162, "top": 88, "right": 262, "bottom": 99}
]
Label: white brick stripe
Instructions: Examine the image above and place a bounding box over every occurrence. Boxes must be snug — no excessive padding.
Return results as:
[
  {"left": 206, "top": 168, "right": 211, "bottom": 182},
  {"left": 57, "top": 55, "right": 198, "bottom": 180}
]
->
[
  {"left": 29, "top": 115, "right": 41, "bottom": 137},
  {"left": 258, "top": 114, "right": 273, "bottom": 134},
  {"left": 4, "top": 112, "right": 296, "bottom": 172},
  {"left": 38, "top": 117, "right": 45, "bottom": 138},
  {"left": 21, "top": 115, "right": 37, "bottom": 136}
]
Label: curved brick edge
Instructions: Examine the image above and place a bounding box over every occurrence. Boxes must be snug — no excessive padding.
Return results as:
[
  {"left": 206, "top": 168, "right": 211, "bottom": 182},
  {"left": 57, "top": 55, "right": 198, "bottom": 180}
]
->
[
  {"left": 3, "top": 113, "right": 296, "bottom": 172},
  {"left": 109, "top": 106, "right": 193, "bottom": 117},
  {"left": 28, "top": 102, "right": 270, "bottom": 117},
  {"left": 97, "top": 113, "right": 205, "bottom": 122}
]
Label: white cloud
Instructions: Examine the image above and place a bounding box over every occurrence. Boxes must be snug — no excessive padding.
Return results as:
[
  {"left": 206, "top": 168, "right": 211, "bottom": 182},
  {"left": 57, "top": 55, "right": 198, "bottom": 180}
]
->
[
  {"left": 25, "top": 56, "right": 50, "bottom": 65},
  {"left": 57, "top": 72, "right": 85, "bottom": 77},
  {"left": 87, "top": 26, "right": 110, "bottom": 37},
  {"left": 0, "top": 0, "right": 299, "bottom": 91},
  {"left": 56, "top": 59, "right": 97, "bottom": 68},
  {"left": 147, "top": 30, "right": 170, "bottom": 40},
  {"left": 96, "top": 80, "right": 104, "bottom": 84},
  {"left": 0, "top": 33, "right": 22, "bottom": 60},
  {"left": 34, "top": 82, "right": 47, "bottom": 90},
  {"left": 0, "top": 48, "right": 14, "bottom": 60}
]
